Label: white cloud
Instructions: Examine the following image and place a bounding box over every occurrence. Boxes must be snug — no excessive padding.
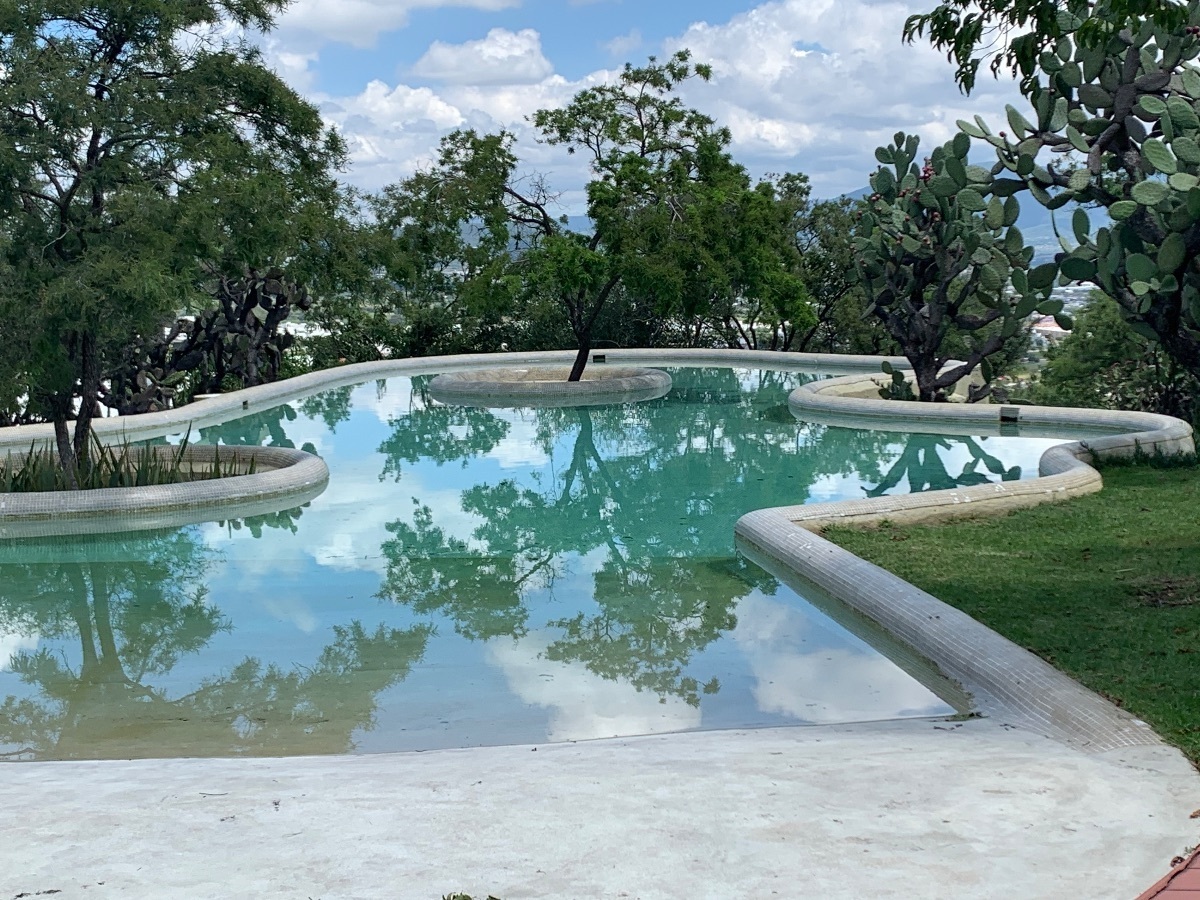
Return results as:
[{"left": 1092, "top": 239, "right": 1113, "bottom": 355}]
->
[
  {"left": 413, "top": 28, "right": 555, "bottom": 85},
  {"left": 261, "top": 39, "right": 320, "bottom": 92},
  {"left": 201, "top": 454, "right": 485, "bottom": 578},
  {"left": 603, "top": 28, "right": 642, "bottom": 59},
  {"left": 277, "top": 0, "right": 520, "bottom": 49},
  {"left": 268, "top": 1, "right": 1030, "bottom": 201},
  {"left": 487, "top": 631, "right": 702, "bottom": 741},
  {"left": 666, "top": 0, "right": 1025, "bottom": 194},
  {"left": 485, "top": 415, "right": 551, "bottom": 469},
  {"left": 732, "top": 593, "right": 950, "bottom": 724},
  {"left": 0, "top": 630, "right": 38, "bottom": 672}
]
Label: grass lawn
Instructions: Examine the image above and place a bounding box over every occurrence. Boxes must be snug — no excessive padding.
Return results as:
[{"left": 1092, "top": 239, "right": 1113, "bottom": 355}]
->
[{"left": 825, "top": 460, "right": 1200, "bottom": 765}]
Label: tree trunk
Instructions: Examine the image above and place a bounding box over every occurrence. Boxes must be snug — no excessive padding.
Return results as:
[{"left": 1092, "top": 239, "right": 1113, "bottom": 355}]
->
[
  {"left": 72, "top": 331, "right": 100, "bottom": 475},
  {"left": 568, "top": 337, "right": 591, "bottom": 382},
  {"left": 53, "top": 417, "right": 80, "bottom": 490},
  {"left": 913, "top": 358, "right": 940, "bottom": 403}
]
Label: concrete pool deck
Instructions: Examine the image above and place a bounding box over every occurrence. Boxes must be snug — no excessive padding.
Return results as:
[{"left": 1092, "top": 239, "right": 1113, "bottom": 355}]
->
[{"left": 3, "top": 717, "right": 1198, "bottom": 899}]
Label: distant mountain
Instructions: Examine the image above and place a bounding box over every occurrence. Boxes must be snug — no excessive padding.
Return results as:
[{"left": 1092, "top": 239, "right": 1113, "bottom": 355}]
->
[{"left": 563, "top": 215, "right": 592, "bottom": 234}]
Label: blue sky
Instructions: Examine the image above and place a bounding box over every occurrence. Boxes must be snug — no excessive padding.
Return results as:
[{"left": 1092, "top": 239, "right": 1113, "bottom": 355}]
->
[
  {"left": 312, "top": 1, "right": 756, "bottom": 94},
  {"left": 258, "top": 0, "right": 1027, "bottom": 206}
]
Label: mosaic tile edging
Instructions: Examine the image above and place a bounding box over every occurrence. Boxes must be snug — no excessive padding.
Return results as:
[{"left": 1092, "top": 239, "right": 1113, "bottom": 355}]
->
[
  {"left": 736, "top": 372, "right": 1196, "bottom": 752},
  {"left": 428, "top": 365, "right": 673, "bottom": 408},
  {"left": 0, "top": 445, "right": 329, "bottom": 539}
]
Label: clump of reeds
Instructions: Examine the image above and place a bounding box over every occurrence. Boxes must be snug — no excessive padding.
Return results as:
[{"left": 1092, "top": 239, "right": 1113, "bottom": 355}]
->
[{"left": 0, "top": 433, "right": 255, "bottom": 493}]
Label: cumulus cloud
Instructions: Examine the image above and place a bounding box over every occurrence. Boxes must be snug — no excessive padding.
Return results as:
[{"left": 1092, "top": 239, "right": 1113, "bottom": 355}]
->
[
  {"left": 413, "top": 28, "right": 555, "bottom": 85},
  {"left": 272, "top": 0, "right": 1030, "bottom": 200},
  {"left": 603, "top": 28, "right": 642, "bottom": 59},
  {"left": 665, "top": 0, "right": 1026, "bottom": 194},
  {"left": 732, "top": 593, "right": 951, "bottom": 724},
  {"left": 277, "top": 0, "right": 520, "bottom": 49},
  {"left": 487, "top": 631, "right": 703, "bottom": 742}
]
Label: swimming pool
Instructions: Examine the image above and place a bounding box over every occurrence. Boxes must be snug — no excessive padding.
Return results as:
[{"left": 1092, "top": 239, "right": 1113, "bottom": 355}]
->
[{"left": 0, "top": 366, "right": 1070, "bottom": 760}]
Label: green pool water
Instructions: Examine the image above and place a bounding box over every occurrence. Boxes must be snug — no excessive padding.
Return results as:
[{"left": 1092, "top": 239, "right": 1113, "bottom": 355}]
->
[{"left": 0, "top": 366, "right": 1071, "bottom": 761}]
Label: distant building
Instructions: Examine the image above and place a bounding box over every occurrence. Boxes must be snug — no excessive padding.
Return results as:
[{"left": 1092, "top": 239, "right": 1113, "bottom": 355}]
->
[{"left": 1031, "top": 314, "right": 1068, "bottom": 348}]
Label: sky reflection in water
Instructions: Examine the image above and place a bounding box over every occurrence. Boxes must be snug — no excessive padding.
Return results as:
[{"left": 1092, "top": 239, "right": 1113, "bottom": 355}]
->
[{"left": 0, "top": 367, "right": 1068, "bottom": 761}]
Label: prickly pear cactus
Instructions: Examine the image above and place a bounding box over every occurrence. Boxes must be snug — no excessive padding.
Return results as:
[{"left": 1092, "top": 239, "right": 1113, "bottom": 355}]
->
[
  {"left": 964, "top": 4, "right": 1200, "bottom": 375},
  {"left": 111, "top": 268, "right": 311, "bottom": 414},
  {"left": 854, "top": 131, "right": 1060, "bottom": 401}
]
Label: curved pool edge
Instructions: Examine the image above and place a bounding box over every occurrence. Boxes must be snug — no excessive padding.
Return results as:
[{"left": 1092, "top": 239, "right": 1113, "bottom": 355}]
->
[
  {"left": 735, "top": 371, "right": 1196, "bottom": 753},
  {"left": 0, "top": 445, "right": 330, "bottom": 539},
  {"left": 0, "top": 349, "right": 910, "bottom": 451},
  {"left": 428, "top": 364, "right": 673, "bottom": 408}
]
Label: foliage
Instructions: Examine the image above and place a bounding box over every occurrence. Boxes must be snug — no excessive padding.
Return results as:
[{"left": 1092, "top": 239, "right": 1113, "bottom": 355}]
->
[
  {"left": 877, "top": 363, "right": 918, "bottom": 400},
  {"left": 372, "top": 370, "right": 1020, "bottom": 705},
  {"left": 788, "top": 193, "right": 896, "bottom": 354},
  {"left": 955, "top": 5, "right": 1200, "bottom": 383},
  {"left": 854, "top": 132, "right": 1062, "bottom": 401},
  {"left": 112, "top": 269, "right": 313, "bottom": 413},
  {"left": 1035, "top": 293, "right": 1200, "bottom": 421},
  {"left": 0, "top": 0, "right": 343, "bottom": 481},
  {"left": 376, "top": 52, "right": 813, "bottom": 377},
  {"left": 828, "top": 460, "right": 1200, "bottom": 765},
  {"left": 905, "top": 0, "right": 1188, "bottom": 93},
  {"left": 1, "top": 435, "right": 254, "bottom": 493}
]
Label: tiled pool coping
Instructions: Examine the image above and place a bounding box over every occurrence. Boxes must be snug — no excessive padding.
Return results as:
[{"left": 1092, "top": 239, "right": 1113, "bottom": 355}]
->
[{"left": 0, "top": 349, "right": 1193, "bottom": 753}]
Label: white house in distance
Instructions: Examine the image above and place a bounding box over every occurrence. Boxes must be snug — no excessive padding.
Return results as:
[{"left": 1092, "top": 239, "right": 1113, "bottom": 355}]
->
[{"left": 1031, "top": 314, "right": 1069, "bottom": 349}]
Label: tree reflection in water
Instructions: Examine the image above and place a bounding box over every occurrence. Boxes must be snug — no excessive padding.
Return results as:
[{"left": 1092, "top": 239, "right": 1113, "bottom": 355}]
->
[
  {"left": 863, "top": 435, "right": 1021, "bottom": 498},
  {"left": 376, "top": 369, "right": 884, "bottom": 708},
  {"left": 0, "top": 517, "right": 430, "bottom": 761},
  {"left": 0, "top": 369, "right": 1033, "bottom": 758},
  {"left": 376, "top": 370, "right": 1025, "bottom": 710}
]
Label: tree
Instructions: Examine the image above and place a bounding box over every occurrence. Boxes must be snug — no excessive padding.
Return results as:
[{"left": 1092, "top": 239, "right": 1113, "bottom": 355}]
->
[
  {"left": 911, "top": 1, "right": 1200, "bottom": 395},
  {"left": 378, "top": 52, "right": 811, "bottom": 379},
  {"left": 0, "top": 527, "right": 431, "bottom": 759},
  {"left": 655, "top": 172, "right": 815, "bottom": 352},
  {"left": 853, "top": 132, "right": 1061, "bottom": 401},
  {"left": 0, "top": 0, "right": 343, "bottom": 481},
  {"left": 905, "top": 0, "right": 1187, "bottom": 93},
  {"left": 863, "top": 435, "right": 1022, "bottom": 497},
  {"left": 783, "top": 187, "right": 897, "bottom": 355},
  {"left": 1034, "top": 293, "right": 1200, "bottom": 420},
  {"left": 373, "top": 372, "right": 916, "bottom": 704}
]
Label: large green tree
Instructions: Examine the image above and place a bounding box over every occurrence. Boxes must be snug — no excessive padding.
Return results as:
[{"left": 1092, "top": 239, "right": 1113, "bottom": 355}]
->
[
  {"left": 0, "top": 0, "right": 344, "bottom": 481},
  {"left": 377, "top": 52, "right": 811, "bottom": 379}
]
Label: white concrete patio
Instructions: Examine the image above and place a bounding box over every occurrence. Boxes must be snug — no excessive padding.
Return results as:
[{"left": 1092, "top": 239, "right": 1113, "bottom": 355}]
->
[{"left": 4, "top": 716, "right": 1198, "bottom": 900}]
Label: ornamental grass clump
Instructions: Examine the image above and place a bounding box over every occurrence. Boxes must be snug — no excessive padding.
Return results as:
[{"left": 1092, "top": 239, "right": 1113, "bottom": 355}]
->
[{"left": 0, "top": 434, "right": 255, "bottom": 493}]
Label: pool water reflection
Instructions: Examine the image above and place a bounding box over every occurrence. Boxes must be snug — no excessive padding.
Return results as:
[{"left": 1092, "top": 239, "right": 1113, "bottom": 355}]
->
[{"left": 0, "top": 367, "right": 1067, "bottom": 760}]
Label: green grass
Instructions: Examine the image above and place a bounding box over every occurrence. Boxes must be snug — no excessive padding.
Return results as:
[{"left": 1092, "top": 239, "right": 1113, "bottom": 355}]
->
[{"left": 826, "top": 459, "right": 1200, "bottom": 765}]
